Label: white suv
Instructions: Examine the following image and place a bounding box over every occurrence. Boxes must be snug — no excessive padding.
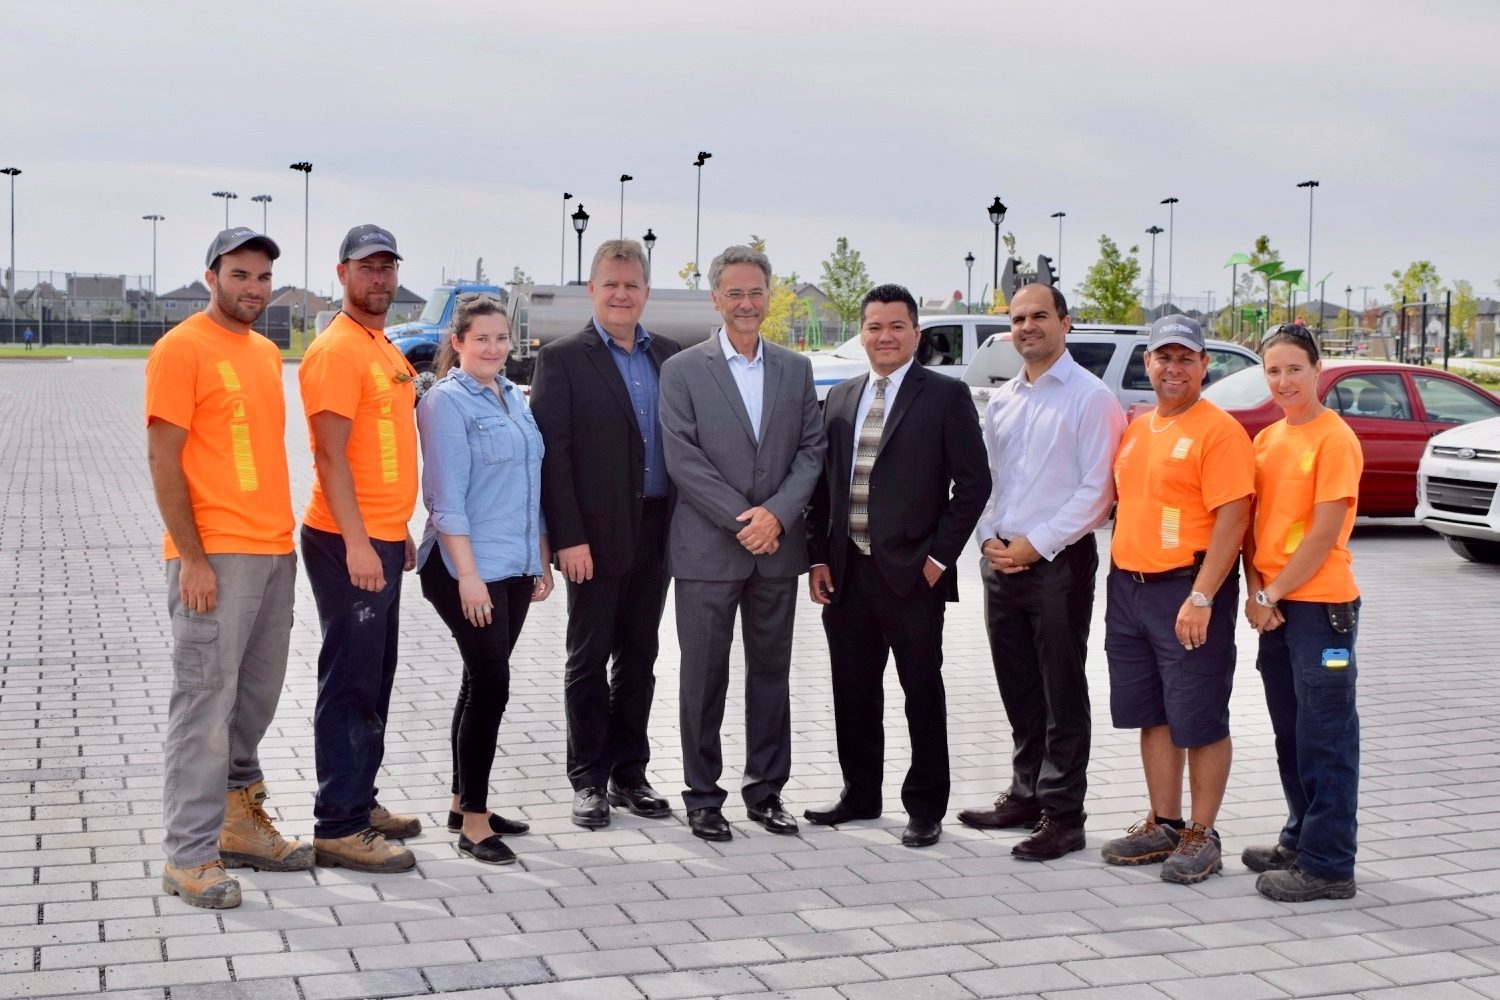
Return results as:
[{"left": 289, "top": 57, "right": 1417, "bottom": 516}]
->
[
  {"left": 1416, "top": 415, "right": 1500, "bottom": 563},
  {"left": 963, "top": 326, "right": 1261, "bottom": 411}
]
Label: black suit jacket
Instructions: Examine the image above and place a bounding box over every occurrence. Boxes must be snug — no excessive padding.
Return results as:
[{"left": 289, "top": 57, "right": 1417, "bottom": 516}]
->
[
  {"left": 807, "top": 364, "right": 990, "bottom": 601},
  {"left": 529, "top": 323, "right": 682, "bottom": 577}
]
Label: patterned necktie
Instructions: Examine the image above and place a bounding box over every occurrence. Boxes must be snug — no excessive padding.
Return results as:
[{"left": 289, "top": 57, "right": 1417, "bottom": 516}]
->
[{"left": 848, "top": 377, "right": 888, "bottom": 554}]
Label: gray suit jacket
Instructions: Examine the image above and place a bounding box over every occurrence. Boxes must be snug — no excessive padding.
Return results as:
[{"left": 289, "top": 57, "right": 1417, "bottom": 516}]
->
[{"left": 659, "top": 334, "right": 826, "bottom": 581}]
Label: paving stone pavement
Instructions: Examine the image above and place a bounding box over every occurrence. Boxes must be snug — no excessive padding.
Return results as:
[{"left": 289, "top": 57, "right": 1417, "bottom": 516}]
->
[{"left": 2, "top": 357, "right": 1499, "bottom": 1000}]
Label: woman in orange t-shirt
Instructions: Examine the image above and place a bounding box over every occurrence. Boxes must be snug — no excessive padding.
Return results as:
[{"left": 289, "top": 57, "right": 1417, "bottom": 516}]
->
[{"left": 1241, "top": 323, "right": 1363, "bottom": 904}]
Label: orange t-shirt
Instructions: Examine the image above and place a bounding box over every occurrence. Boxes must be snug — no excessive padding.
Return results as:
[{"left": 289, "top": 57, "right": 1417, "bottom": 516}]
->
[
  {"left": 298, "top": 312, "right": 418, "bottom": 542},
  {"left": 144, "top": 312, "right": 294, "bottom": 558},
  {"left": 1112, "top": 399, "right": 1255, "bottom": 573},
  {"left": 1252, "top": 409, "right": 1362, "bottom": 603}
]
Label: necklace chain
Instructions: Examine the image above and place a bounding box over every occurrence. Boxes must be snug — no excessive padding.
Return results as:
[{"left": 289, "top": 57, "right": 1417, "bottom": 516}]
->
[{"left": 1148, "top": 398, "right": 1198, "bottom": 434}]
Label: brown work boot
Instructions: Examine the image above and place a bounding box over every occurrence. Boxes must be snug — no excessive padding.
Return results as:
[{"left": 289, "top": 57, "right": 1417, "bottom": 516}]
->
[
  {"left": 314, "top": 827, "right": 416, "bottom": 873},
  {"left": 162, "top": 861, "right": 242, "bottom": 909},
  {"left": 369, "top": 803, "right": 422, "bottom": 839},
  {"left": 221, "top": 782, "right": 314, "bottom": 872}
]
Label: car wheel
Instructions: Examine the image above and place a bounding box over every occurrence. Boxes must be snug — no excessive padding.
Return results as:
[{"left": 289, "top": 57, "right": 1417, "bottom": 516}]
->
[
  {"left": 1444, "top": 536, "right": 1500, "bottom": 564},
  {"left": 413, "top": 365, "right": 437, "bottom": 398}
]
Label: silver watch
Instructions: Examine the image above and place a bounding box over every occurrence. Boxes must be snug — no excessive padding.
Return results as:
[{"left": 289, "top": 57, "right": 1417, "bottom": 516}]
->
[
  {"left": 1188, "top": 591, "right": 1211, "bottom": 608},
  {"left": 1255, "top": 590, "right": 1277, "bottom": 609}
]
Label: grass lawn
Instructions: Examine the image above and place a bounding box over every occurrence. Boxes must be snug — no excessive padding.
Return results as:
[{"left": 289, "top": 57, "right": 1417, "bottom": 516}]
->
[{"left": 0, "top": 330, "right": 309, "bottom": 361}]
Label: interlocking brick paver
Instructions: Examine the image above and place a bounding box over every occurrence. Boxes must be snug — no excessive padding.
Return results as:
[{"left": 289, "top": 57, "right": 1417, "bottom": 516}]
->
[
  {"left": 298, "top": 968, "right": 428, "bottom": 1000},
  {"left": 954, "top": 962, "right": 1088, "bottom": 996}
]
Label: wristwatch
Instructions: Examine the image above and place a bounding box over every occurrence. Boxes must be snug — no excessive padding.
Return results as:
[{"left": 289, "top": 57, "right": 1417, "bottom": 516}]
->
[
  {"left": 1255, "top": 590, "right": 1277, "bottom": 609},
  {"left": 1188, "top": 591, "right": 1211, "bottom": 608}
]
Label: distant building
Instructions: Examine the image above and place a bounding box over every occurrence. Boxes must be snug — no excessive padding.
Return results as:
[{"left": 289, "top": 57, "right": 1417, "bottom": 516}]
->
[
  {"left": 66, "top": 274, "right": 127, "bottom": 319},
  {"left": 391, "top": 284, "right": 427, "bottom": 323},
  {"left": 16, "top": 281, "right": 64, "bottom": 320},
  {"left": 159, "top": 280, "right": 211, "bottom": 318}
]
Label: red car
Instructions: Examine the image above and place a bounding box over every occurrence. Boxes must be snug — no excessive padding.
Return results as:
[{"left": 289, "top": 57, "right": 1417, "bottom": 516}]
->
[{"left": 1136, "top": 361, "right": 1500, "bottom": 517}]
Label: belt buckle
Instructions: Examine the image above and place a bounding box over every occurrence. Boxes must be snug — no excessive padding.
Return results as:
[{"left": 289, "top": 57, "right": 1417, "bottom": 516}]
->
[{"left": 1128, "top": 569, "right": 1148, "bottom": 584}]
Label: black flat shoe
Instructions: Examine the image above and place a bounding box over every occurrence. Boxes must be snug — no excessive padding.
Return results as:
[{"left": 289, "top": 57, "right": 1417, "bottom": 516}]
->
[
  {"left": 457, "top": 832, "right": 517, "bottom": 866},
  {"left": 902, "top": 818, "right": 942, "bottom": 848},
  {"left": 608, "top": 782, "right": 671, "bottom": 818},
  {"left": 447, "top": 811, "right": 531, "bottom": 836},
  {"left": 747, "top": 794, "right": 799, "bottom": 835},
  {"left": 572, "top": 787, "right": 610, "bottom": 829},
  {"left": 687, "top": 807, "right": 732, "bottom": 841},
  {"left": 804, "top": 798, "right": 881, "bottom": 826}
]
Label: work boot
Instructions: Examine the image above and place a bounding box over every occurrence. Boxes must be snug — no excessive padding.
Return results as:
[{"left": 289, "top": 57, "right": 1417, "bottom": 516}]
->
[
  {"left": 1241, "top": 842, "right": 1299, "bottom": 873},
  {"left": 1256, "top": 865, "right": 1356, "bottom": 902},
  {"left": 314, "top": 827, "right": 416, "bottom": 873},
  {"left": 369, "top": 803, "right": 422, "bottom": 839},
  {"left": 162, "top": 861, "right": 241, "bottom": 909},
  {"left": 1160, "top": 823, "right": 1223, "bottom": 884},
  {"left": 221, "top": 782, "right": 314, "bottom": 871},
  {"left": 1101, "top": 817, "right": 1180, "bottom": 866}
]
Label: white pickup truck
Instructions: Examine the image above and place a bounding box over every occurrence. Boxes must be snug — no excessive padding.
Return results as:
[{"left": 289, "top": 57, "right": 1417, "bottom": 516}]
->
[{"left": 806, "top": 314, "right": 1010, "bottom": 401}]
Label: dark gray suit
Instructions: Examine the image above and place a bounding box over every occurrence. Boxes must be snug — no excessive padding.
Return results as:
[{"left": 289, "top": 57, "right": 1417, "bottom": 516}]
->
[{"left": 659, "top": 332, "right": 826, "bottom": 811}]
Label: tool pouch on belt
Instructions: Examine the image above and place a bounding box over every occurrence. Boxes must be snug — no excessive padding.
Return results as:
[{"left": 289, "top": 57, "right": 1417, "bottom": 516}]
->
[{"left": 1326, "top": 601, "right": 1357, "bottom": 634}]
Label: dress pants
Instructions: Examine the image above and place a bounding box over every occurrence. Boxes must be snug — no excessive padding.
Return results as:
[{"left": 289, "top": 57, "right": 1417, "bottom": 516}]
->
[
  {"left": 981, "top": 534, "right": 1098, "bottom": 825},
  {"left": 675, "top": 570, "right": 796, "bottom": 811},
  {"left": 822, "top": 544, "right": 950, "bottom": 822},
  {"left": 562, "top": 501, "right": 669, "bottom": 791}
]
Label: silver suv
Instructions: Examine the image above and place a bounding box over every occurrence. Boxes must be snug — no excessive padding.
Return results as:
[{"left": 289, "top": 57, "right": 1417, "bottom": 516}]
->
[{"left": 963, "top": 325, "right": 1260, "bottom": 411}]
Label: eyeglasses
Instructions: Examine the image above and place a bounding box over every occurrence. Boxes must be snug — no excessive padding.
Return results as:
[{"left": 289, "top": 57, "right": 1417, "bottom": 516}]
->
[{"left": 719, "top": 289, "right": 767, "bottom": 303}]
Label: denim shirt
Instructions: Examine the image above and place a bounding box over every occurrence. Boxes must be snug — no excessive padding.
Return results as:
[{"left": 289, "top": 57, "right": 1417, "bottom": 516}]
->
[
  {"left": 594, "top": 319, "right": 668, "bottom": 496},
  {"left": 416, "top": 368, "right": 545, "bottom": 582}
]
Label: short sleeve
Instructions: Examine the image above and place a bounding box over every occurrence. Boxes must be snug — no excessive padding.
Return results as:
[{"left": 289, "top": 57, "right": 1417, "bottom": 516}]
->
[
  {"left": 144, "top": 336, "right": 196, "bottom": 430},
  {"left": 298, "top": 344, "right": 362, "bottom": 420},
  {"left": 1314, "top": 426, "right": 1363, "bottom": 505}
]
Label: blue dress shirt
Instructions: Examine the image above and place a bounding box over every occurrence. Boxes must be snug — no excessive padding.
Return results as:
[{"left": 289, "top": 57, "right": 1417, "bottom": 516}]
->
[{"left": 594, "top": 319, "right": 667, "bottom": 497}]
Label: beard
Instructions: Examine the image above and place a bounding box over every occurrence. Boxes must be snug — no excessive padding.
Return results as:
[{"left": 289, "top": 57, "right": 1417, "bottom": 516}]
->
[
  {"left": 215, "top": 285, "right": 265, "bottom": 325},
  {"left": 351, "top": 289, "right": 392, "bottom": 316}
]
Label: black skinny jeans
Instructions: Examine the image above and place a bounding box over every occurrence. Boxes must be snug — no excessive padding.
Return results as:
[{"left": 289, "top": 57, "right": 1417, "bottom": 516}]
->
[{"left": 419, "top": 556, "right": 534, "bottom": 814}]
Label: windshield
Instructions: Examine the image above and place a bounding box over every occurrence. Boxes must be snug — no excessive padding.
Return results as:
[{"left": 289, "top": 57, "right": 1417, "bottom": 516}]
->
[
  {"left": 832, "top": 335, "right": 865, "bottom": 360},
  {"left": 1202, "top": 365, "right": 1271, "bottom": 408},
  {"left": 417, "top": 287, "right": 453, "bottom": 326}
]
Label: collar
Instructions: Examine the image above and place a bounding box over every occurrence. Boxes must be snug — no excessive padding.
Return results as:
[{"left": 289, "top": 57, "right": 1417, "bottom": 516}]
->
[
  {"left": 1023, "top": 347, "right": 1080, "bottom": 387},
  {"left": 448, "top": 366, "right": 513, "bottom": 398},
  {"left": 718, "top": 326, "right": 763, "bottom": 365},
  {"left": 593, "top": 318, "right": 651, "bottom": 352},
  {"left": 866, "top": 356, "right": 915, "bottom": 395},
  {"left": 335, "top": 308, "right": 388, "bottom": 341}
]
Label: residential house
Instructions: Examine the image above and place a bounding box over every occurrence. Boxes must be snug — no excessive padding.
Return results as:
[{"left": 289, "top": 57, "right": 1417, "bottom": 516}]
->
[
  {"left": 158, "top": 280, "right": 210, "bottom": 319},
  {"left": 66, "top": 275, "right": 127, "bottom": 319},
  {"left": 391, "top": 285, "right": 426, "bottom": 323},
  {"left": 16, "top": 281, "right": 64, "bottom": 320}
]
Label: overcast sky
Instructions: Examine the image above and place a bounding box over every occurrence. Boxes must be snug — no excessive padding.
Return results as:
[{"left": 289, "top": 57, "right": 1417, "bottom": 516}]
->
[{"left": 6, "top": 0, "right": 1497, "bottom": 313}]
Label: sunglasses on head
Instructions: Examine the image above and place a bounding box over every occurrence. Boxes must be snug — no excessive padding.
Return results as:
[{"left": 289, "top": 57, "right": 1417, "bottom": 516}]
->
[{"left": 1261, "top": 323, "right": 1315, "bottom": 348}]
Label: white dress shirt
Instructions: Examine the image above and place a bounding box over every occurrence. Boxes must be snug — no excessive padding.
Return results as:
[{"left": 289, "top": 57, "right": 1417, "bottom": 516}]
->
[
  {"left": 976, "top": 349, "right": 1127, "bottom": 561},
  {"left": 718, "top": 327, "right": 764, "bottom": 442},
  {"left": 848, "top": 357, "right": 915, "bottom": 487}
]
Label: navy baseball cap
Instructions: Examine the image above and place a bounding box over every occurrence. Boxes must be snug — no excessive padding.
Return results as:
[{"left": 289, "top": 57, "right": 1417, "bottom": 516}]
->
[
  {"left": 205, "top": 228, "right": 281, "bottom": 268},
  {"left": 339, "top": 224, "right": 403, "bottom": 262}
]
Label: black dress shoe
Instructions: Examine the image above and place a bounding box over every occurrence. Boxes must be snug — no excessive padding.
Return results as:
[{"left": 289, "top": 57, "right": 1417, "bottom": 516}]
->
[
  {"left": 571, "top": 787, "right": 610, "bottom": 829},
  {"left": 608, "top": 782, "right": 671, "bottom": 818},
  {"left": 687, "top": 807, "right": 732, "bottom": 841},
  {"left": 447, "top": 811, "right": 531, "bottom": 836},
  {"left": 956, "top": 793, "right": 1042, "bottom": 830},
  {"left": 803, "top": 799, "right": 881, "bottom": 826},
  {"left": 1011, "top": 817, "right": 1086, "bottom": 861},
  {"left": 747, "top": 794, "right": 799, "bottom": 835},
  {"left": 458, "top": 832, "right": 517, "bottom": 865},
  {"left": 902, "top": 818, "right": 942, "bottom": 848}
]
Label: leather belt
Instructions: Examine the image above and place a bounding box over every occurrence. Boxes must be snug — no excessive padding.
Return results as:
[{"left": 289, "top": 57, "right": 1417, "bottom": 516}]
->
[{"left": 1114, "top": 552, "right": 1204, "bottom": 584}]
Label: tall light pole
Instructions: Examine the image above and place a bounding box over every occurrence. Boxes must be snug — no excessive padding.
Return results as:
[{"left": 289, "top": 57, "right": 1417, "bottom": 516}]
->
[
  {"left": 987, "top": 196, "right": 1007, "bottom": 305},
  {"left": 142, "top": 214, "right": 164, "bottom": 323},
  {"left": 572, "top": 204, "right": 590, "bottom": 284},
  {"left": 1, "top": 167, "right": 18, "bottom": 324},
  {"left": 1160, "top": 197, "right": 1178, "bottom": 310},
  {"left": 1145, "top": 225, "right": 1164, "bottom": 316},
  {"left": 964, "top": 252, "right": 975, "bottom": 314},
  {"left": 1345, "top": 284, "right": 1354, "bottom": 343},
  {"left": 1297, "top": 179, "right": 1319, "bottom": 328},
  {"left": 693, "top": 152, "right": 711, "bottom": 283},
  {"left": 289, "top": 162, "right": 312, "bottom": 336},
  {"left": 212, "top": 190, "right": 237, "bottom": 228},
  {"left": 1050, "top": 211, "right": 1066, "bottom": 285},
  {"left": 560, "top": 192, "right": 572, "bottom": 284},
  {"left": 642, "top": 228, "right": 656, "bottom": 279},
  {"left": 618, "top": 174, "right": 632, "bottom": 238},
  {"left": 250, "top": 194, "right": 272, "bottom": 233}
]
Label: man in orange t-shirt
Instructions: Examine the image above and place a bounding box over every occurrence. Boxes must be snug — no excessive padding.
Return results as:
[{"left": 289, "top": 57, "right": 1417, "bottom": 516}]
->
[
  {"left": 146, "top": 228, "right": 311, "bottom": 910},
  {"left": 298, "top": 224, "right": 421, "bottom": 874},
  {"left": 1101, "top": 315, "right": 1254, "bottom": 886}
]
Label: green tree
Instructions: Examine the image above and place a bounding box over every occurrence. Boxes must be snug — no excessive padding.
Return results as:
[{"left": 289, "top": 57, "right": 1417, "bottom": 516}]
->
[
  {"left": 1451, "top": 278, "right": 1478, "bottom": 336},
  {"left": 818, "top": 236, "right": 874, "bottom": 330},
  {"left": 679, "top": 261, "right": 700, "bottom": 290},
  {"left": 1073, "top": 235, "right": 1142, "bottom": 323},
  {"left": 1236, "top": 235, "right": 1288, "bottom": 324},
  {"left": 1002, "top": 232, "right": 1034, "bottom": 277},
  {"left": 507, "top": 266, "right": 533, "bottom": 287},
  {"left": 1385, "top": 260, "right": 1442, "bottom": 307}
]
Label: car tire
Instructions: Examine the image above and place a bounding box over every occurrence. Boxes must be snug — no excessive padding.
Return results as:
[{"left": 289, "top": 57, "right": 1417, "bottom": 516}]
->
[{"left": 1444, "top": 536, "right": 1500, "bottom": 564}]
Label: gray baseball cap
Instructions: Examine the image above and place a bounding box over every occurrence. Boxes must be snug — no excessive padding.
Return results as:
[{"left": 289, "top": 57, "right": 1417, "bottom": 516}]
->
[
  {"left": 339, "top": 224, "right": 403, "bottom": 262},
  {"left": 1148, "top": 314, "right": 1205, "bottom": 352},
  {"left": 205, "top": 228, "right": 281, "bottom": 268}
]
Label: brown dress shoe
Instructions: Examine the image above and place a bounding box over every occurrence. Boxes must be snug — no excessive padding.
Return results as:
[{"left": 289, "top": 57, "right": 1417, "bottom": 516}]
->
[
  {"left": 221, "top": 782, "right": 314, "bottom": 871},
  {"left": 956, "top": 794, "right": 1042, "bottom": 830},
  {"left": 314, "top": 827, "right": 417, "bottom": 873},
  {"left": 1011, "top": 817, "right": 1086, "bottom": 861},
  {"left": 162, "top": 861, "right": 242, "bottom": 909},
  {"left": 369, "top": 803, "right": 422, "bottom": 839}
]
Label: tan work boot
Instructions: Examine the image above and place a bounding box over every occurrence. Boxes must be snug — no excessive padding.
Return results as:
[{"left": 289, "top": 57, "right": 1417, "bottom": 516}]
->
[
  {"left": 162, "top": 861, "right": 242, "bottom": 909},
  {"left": 369, "top": 802, "right": 422, "bottom": 839},
  {"left": 314, "top": 827, "right": 416, "bottom": 873},
  {"left": 221, "top": 782, "right": 314, "bottom": 872}
]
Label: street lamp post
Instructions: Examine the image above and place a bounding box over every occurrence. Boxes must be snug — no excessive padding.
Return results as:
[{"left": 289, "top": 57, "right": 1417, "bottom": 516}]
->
[
  {"left": 289, "top": 162, "right": 312, "bottom": 337},
  {"left": 987, "top": 196, "right": 1007, "bottom": 305},
  {"left": 1297, "top": 179, "right": 1319, "bottom": 330},
  {"left": 571, "top": 204, "right": 590, "bottom": 284},
  {"left": 643, "top": 228, "right": 656, "bottom": 278},
  {"left": 1345, "top": 285, "right": 1353, "bottom": 345},
  {"left": 618, "top": 174, "right": 632, "bottom": 238},
  {"left": 1160, "top": 197, "right": 1178, "bottom": 310},
  {"left": 1050, "top": 211, "right": 1066, "bottom": 285},
  {"left": 964, "top": 252, "right": 975, "bottom": 314},
  {"left": 1, "top": 166, "right": 18, "bottom": 326},
  {"left": 560, "top": 192, "right": 572, "bottom": 285},
  {"left": 250, "top": 194, "right": 271, "bottom": 233},
  {"left": 1145, "top": 225, "right": 1164, "bottom": 316},
  {"left": 142, "top": 214, "right": 164, "bottom": 324},
  {"left": 693, "top": 152, "right": 711, "bottom": 283},
  {"left": 212, "top": 190, "right": 238, "bottom": 228}
]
